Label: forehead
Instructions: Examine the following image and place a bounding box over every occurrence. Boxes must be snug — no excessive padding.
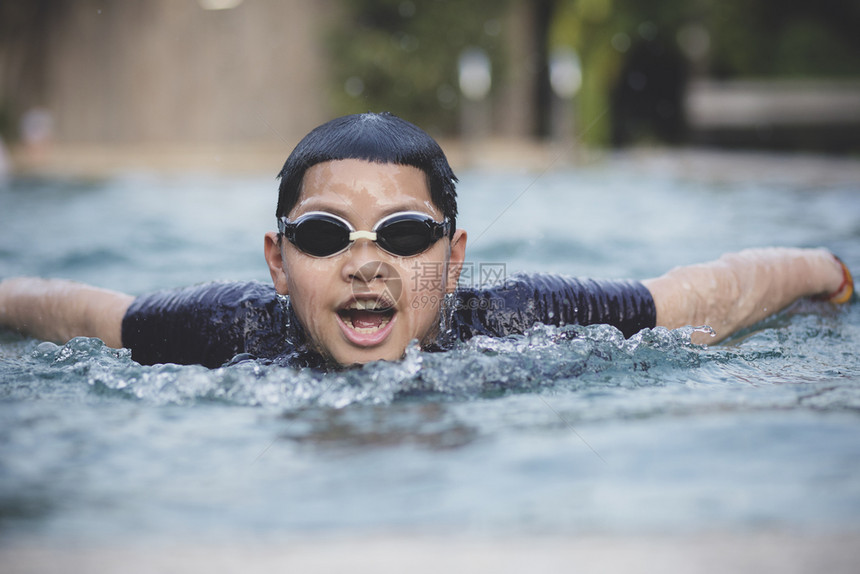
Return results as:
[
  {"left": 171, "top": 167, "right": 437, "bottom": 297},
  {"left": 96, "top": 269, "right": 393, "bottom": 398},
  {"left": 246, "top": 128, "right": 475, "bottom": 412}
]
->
[{"left": 294, "top": 159, "right": 435, "bottom": 217}]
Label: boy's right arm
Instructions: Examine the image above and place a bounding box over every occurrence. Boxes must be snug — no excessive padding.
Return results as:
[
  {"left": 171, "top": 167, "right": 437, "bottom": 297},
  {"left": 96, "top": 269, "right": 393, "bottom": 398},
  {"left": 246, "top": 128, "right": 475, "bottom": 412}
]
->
[{"left": 0, "top": 277, "right": 134, "bottom": 349}]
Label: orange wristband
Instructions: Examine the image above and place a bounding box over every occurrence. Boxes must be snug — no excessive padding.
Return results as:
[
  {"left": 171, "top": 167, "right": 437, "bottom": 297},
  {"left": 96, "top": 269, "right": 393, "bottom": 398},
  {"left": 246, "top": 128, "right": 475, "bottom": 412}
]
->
[{"left": 824, "top": 256, "right": 854, "bottom": 304}]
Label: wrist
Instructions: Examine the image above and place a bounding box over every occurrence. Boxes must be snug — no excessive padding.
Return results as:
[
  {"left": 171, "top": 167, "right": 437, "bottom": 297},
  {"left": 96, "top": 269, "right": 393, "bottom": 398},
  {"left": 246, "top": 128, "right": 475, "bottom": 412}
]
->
[{"left": 819, "top": 255, "right": 854, "bottom": 304}]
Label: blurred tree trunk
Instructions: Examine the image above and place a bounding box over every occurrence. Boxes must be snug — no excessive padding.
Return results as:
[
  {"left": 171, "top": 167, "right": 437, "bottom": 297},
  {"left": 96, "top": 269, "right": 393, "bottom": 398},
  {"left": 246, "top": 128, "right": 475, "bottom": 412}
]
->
[{"left": 531, "top": 0, "right": 555, "bottom": 139}]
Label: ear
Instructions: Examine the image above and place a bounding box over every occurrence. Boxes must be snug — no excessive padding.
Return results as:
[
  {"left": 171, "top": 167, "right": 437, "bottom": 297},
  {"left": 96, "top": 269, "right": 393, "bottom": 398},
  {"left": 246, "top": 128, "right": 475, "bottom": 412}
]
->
[
  {"left": 445, "top": 229, "right": 468, "bottom": 293},
  {"left": 264, "top": 231, "right": 290, "bottom": 295}
]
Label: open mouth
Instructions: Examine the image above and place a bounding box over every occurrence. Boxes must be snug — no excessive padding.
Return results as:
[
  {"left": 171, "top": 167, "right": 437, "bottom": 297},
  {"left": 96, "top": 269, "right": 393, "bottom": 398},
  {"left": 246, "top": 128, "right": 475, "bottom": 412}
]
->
[
  {"left": 338, "top": 299, "right": 395, "bottom": 331},
  {"left": 336, "top": 297, "right": 397, "bottom": 346}
]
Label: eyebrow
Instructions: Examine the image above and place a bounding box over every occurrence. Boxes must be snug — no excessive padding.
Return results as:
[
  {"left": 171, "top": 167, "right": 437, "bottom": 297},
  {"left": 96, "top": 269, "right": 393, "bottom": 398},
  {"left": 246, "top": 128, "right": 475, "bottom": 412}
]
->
[{"left": 291, "top": 203, "right": 440, "bottom": 226}]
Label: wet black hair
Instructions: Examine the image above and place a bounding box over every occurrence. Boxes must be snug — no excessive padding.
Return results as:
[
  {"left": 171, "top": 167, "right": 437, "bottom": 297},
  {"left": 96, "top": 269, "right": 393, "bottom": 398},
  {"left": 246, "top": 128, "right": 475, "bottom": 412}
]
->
[{"left": 276, "top": 112, "right": 458, "bottom": 236}]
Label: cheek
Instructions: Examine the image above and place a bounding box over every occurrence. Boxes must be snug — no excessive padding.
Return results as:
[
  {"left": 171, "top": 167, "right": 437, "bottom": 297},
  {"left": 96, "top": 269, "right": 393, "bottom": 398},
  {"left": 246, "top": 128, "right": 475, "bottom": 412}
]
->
[
  {"left": 402, "top": 259, "right": 444, "bottom": 295},
  {"left": 285, "top": 251, "right": 337, "bottom": 291},
  {"left": 398, "top": 256, "right": 449, "bottom": 329},
  {"left": 283, "top": 256, "right": 338, "bottom": 326}
]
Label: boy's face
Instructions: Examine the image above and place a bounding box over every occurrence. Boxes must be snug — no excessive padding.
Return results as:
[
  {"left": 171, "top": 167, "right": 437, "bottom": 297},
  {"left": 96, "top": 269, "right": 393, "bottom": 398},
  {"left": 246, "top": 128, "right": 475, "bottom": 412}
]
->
[{"left": 264, "top": 159, "right": 467, "bottom": 366}]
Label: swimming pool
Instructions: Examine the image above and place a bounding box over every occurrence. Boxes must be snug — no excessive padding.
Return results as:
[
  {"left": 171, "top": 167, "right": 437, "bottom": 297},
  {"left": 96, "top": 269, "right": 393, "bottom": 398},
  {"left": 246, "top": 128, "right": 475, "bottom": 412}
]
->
[{"left": 1, "top": 150, "right": 859, "bottom": 567}]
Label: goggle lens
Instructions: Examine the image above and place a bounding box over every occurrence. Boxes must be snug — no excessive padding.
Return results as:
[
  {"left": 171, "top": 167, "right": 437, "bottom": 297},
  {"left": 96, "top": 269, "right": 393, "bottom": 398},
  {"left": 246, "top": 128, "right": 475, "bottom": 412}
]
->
[
  {"left": 377, "top": 216, "right": 437, "bottom": 256},
  {"left": 280, "top": 212, "right": 448, "bottom": 258},
  {"left": 292, "top": 217, "right": 350, "bottom": 257}
]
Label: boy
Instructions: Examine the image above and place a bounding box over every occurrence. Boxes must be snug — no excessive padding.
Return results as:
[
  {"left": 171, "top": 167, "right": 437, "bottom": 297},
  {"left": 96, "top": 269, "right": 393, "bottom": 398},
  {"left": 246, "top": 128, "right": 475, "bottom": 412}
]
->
[{"left": 0, "top": 113, "right": 854, "bottom": 368}]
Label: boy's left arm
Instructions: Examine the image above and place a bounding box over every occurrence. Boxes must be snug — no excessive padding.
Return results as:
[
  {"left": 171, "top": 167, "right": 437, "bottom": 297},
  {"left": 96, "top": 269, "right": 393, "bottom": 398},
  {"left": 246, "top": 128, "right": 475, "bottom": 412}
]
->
[{"left": 643, "top": 247, "right": 852, "bottom": 344}]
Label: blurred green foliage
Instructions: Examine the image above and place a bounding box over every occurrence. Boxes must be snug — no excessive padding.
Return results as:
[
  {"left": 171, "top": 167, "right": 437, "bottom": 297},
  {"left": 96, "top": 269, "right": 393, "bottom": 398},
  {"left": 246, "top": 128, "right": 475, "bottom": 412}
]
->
[
  {"left": 550, "top": 0, "right": 701, "bottom": 145},
  {"left": 707, "top": 0, "right": 860, "bottom": 78},
  {"left": 328, "top": 0, "right": 510, "bottom": 136},
  {"left": 328, "top": 0, "right": 859, "bottom": 145},
  {"left": 551, "top": 0, "right": 860, "bottom": 145}
]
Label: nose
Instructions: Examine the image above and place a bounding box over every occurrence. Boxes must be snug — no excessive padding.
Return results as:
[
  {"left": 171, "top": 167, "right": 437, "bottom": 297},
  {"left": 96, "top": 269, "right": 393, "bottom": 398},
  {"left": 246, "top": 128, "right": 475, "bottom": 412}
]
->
[
  {"left": 340, "top": 240, "right": 391, "bottom": 284},
  {"left": 341, "top": 241, "right": 405, "bottom": 305}
]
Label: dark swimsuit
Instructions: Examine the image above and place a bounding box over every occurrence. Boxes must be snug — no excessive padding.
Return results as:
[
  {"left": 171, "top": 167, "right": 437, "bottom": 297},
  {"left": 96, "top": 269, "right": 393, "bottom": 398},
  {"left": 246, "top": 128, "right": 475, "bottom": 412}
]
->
[{"left": 121, "top": 273, "right": 656, "bottom": 368}]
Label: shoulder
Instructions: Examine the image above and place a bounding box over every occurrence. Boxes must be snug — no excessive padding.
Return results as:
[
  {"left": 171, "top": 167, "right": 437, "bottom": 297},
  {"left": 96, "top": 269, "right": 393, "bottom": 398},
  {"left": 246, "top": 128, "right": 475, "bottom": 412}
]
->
[
  {"left": 463, "top": 272, "right": 608, "bottom": 298},
  {"left": 127, "top": 280, "right": 278, "bottom": 314},
  {"left": 454, "top": 272, "right": 655, "bottom": 339},
  {"left": 494, "top": 272, "right": 652, "bottom": 298},
  {"left": 122, "top": 281, "right": 286, "bottom": 367}
]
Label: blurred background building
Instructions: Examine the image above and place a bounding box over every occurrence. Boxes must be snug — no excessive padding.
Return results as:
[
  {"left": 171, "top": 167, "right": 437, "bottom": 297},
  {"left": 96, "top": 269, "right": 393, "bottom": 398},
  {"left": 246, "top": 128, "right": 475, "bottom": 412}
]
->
[{"left": 1, "top": 0, "right": 859, "bottom": 172}]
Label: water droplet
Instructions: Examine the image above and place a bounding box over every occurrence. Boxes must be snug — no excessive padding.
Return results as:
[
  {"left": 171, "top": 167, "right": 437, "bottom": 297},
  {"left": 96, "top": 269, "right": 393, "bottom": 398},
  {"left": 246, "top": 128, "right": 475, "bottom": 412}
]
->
[{"left": 692, "top": 325, "right": 716, "bottom": 338}]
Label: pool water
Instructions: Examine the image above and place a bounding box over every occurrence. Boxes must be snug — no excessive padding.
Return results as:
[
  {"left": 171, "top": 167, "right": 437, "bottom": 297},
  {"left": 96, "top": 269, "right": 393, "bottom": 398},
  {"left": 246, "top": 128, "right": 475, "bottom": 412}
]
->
[{"left": 1, "top": 151, "right": 859, "bottom": 545}]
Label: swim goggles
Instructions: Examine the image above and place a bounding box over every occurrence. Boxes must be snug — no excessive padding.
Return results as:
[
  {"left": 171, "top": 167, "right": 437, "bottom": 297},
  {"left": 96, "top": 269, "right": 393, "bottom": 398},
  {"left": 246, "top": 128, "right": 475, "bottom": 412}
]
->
[{"left": 278, "top": 211, "right": 451, "bottom": 257}]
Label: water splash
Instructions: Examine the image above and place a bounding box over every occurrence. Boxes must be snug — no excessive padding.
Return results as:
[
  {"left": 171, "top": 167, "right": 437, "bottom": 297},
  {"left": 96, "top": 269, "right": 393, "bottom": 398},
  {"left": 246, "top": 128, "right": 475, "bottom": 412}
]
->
[
  {"left": 5, "top": 310, "right": 857, "bottom": 414},
  {"left": 0, "top": 325, "right": 688, "bottom": 406}
]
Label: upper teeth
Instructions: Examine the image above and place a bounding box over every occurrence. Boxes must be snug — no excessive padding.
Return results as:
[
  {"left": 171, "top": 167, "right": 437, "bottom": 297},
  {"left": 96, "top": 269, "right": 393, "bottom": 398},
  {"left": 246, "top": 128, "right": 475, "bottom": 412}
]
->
[{"left": 347, "top": 299, "right": 389, "bottom": 311}]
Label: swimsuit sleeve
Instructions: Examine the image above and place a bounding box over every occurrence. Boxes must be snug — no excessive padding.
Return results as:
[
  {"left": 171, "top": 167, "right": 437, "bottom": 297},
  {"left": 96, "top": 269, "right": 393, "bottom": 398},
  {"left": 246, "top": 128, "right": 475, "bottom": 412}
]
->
[
  {"left": 121, "top": 281, "right": 287, "bottom": 367},
  {"left": 453, "top": 273, "right": 656, "bottom": 339}
]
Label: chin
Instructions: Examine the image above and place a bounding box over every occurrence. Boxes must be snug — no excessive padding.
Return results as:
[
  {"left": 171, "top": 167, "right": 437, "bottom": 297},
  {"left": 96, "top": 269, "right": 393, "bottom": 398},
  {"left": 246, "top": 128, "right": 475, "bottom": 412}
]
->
[{"left": 329, "top": 345, "right": 406, "bottom": 367}]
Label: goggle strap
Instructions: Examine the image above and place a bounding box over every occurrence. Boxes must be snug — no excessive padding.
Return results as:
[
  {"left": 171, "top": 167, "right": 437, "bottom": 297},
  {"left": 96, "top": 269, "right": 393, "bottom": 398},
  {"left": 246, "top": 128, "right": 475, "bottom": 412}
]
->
[
  {"left": 429, "top": 220, "right": 449, "bottom": 240},
  {"left": 349, "top": 230, "right": 377, "bottom": 242}
]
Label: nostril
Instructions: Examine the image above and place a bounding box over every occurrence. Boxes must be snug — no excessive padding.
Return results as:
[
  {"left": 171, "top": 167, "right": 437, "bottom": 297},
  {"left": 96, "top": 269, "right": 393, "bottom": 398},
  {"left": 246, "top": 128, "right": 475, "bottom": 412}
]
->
[
  {"left": 349, "top": 261, "right": 404, "bottom": 304},
  {"left": 354, "top": 261, "right": 386, "bottom": 282}
]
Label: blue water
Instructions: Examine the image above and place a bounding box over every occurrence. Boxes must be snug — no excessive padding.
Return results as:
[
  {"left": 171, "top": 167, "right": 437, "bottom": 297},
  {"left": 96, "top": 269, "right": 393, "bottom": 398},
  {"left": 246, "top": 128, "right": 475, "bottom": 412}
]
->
[{"left": 1, "top": 151, "right": 859, "bottom": 544}]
